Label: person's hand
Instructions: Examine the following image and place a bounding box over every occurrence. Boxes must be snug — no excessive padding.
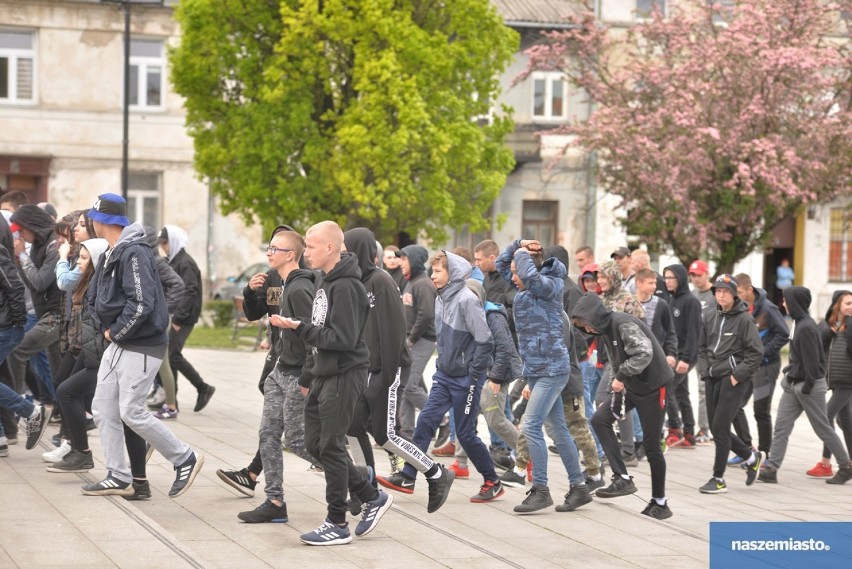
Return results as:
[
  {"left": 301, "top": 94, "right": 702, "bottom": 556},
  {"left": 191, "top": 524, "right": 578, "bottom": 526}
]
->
[
  {"left": 277, "top": 316, "right": 301, "bottom": 330},
  {"left": 802, "top": 380, "right": 814, "bottom": 395},
  {"left": 104, "top": 329, "right": 111, "bottom": 342},
  {"left": 59, "top": 242, "right": 71, "bottom": 260},
  {"left": 522, "top": 385, "right": 531, "bottom": 400},
  {"left": 300, "top": 386, "right": 309, "bottom": 397},
  {"left": 260, "top": 338, "right": 270, "bottom": 350},
  {"left": 489, "top": 381, "right": 501, "bottom": 395},
  {"left": 249, "top": 272, "right": 267, "bottom": 290},
  {"left": 675, "top": 361, "right": 689, "bottom": 374},
  {"left": 730, "top": 375, "right": 739, "bottom": 386},
  {"left": 13, "top": 238, "right": 25, "bottom": 256},
  {"left": 666, "top": 356, "right": 676, "bottom": 368},
  {"left": 519, "top": 239, "right": 542, "bottom": 251},
  {"left": 611, "top": 378, "right": 625, "bottom": 393},
  {"left": 172, "top": 323, "right": 181, "bottom": 332}
]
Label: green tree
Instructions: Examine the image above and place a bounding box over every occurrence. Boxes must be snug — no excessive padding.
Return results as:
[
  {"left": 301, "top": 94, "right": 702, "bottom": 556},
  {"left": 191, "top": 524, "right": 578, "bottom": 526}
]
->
[{"left": 170, "top": 0, "right": 518, "bottom": 243}]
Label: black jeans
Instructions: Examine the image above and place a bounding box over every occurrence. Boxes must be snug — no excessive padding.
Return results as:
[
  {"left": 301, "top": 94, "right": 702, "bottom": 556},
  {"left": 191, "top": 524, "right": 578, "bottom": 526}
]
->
[
  {"left": 304, "top": 370, "right": 376, "bottom": 524},
  {"left": 592, "top": 385, "right": 668, "bottom": 499},
  {"left": 665, "top": 370, "right": 695, "bottom": 434},
  {"left": 168, "top": 324, "right": 206, "bottom": 394},
  {"left": 706, "top": 376, "right": 752, "bottom": 479},
  {"left": 56, "top": 359, "right": 96, "bottom": 452}
]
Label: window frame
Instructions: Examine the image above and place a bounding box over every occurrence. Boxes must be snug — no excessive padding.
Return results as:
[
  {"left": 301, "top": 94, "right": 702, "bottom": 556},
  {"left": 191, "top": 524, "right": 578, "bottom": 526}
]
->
[
  {"left": 0, "top": 28, "right": 37, "bottom": 105},
  {"left": 126, "top": 171, "right": 162, "bottom": 229},
  {"left": 521, "top": 200, "right": 559, "bottom": 247},
  {"left": 128, "top": 37, "right": 165, "bottom": 112},
  {"left": 636, "top": 0, "right": 666, "bottom": 21},
  {"left": 531, "top": 71, "right": 568, "bottom": 122}
]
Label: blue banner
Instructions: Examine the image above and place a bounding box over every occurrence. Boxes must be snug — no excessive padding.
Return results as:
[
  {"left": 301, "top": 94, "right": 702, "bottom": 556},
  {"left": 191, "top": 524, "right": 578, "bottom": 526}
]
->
[{"left": 710, "top": 522, "right": 852, "bottom": 569}]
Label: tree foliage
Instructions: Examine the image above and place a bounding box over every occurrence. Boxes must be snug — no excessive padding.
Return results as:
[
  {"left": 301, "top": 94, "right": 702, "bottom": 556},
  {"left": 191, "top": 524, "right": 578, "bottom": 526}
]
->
[
  {"left": 170, "top": 0, "right": 518, "bottom": 243},
  {"left": 522, "top": 0, "right": 852, "bottom": 272}
]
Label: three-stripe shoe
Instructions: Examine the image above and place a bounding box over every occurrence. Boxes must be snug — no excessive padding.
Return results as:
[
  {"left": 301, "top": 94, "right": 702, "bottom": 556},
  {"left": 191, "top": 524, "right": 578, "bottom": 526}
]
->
[
  {"left": 169, "top": 452, "right": 204, "bottom": 497},
  {"left": 81, "top": 473, "right": 134, "bottom": 497},
  {"left": 300, "top": 519, "right": 352, "bottom": 546},
  {"left": 216, "top": 468, "right": 257, "bottom": 497},
  {"left": 355, "top": 490, "right": 393, "bottom": 537}
]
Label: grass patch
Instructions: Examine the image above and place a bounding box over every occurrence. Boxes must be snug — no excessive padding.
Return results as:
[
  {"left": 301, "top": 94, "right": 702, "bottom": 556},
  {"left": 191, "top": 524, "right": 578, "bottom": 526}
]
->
[{"left": 184, "top": 325, "right": 265, "bottom": 350}]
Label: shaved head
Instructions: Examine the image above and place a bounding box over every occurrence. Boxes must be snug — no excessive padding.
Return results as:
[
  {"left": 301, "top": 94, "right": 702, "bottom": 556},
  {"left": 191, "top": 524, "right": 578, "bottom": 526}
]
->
[{"left": 304, "top": 220, "right": 344, "bottom": 273}]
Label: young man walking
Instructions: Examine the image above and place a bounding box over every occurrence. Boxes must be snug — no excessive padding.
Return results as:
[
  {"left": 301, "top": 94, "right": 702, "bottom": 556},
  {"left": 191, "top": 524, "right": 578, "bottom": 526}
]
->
[
  {"left": 83, "top": 193, "right": 203, "bottom": 498},
  {"left": 279, "top": 221, "right": 392, "bottom": 545}
]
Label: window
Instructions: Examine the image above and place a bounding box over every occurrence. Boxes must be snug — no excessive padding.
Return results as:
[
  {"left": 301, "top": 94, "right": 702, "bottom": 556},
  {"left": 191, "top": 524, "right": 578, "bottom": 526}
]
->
[
  {"left": 636, "top": 0, "right": 665, "bottom": 19},
  {"left": 708, "top": 0, "right": 735, "bottom": 26},
  {"left": 522, "top": 200, "right": 558, "bottom": 247},
  {"left": 127, "top": 172, "right": 161, "bottom": 228},
  {"left": 829, "top": 208, "right": 852, "bottom": 282},
  {"left": 129, "top": 38, "right": 164, "bottom": 110},
  {"left": 532, "top": 72, "right": 567, "bottom": 121},
  {"left": 0, "top": 29, "right": 35, "bottom": 103}
]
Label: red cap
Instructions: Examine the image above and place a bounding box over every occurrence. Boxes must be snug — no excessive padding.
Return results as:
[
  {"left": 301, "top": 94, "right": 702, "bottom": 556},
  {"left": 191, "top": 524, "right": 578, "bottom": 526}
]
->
[
  {"left": 9, "top": 222, "right": 21, "bottom": 233},
  {"left": 688, "top": 260, "right": 709, "bottom": 276}
]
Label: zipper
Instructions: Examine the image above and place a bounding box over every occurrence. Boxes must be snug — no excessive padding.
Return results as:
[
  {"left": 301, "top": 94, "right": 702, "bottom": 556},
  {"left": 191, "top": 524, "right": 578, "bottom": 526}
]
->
[{"left": 709, "top": 315, "right": 726, "bottom": 377}]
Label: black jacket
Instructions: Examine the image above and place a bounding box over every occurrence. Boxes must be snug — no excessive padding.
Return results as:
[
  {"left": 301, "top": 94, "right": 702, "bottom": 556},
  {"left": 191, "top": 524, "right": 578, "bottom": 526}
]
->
[
  {"left": 749, "top": 287, "right": 789, "bottom": 365},
  {"left": 345, "top": 228, "right": 411, "bottom": 388},
  {"left": 484, "top": 302, "right": 523, "bottom": 384},
  {"left": 699, "top": 296, "right": 763, "bottom": 381},
  {"left": 275, "top": 268, "right": 316, "bottom": 383},
  {"left": 664, "top": 264, "right": 702, "bottom": 365},
  {"left": 143, "top": 228, "right": 185, "bottom": 315},
  {"left": 89, "top": 224, "right": 169, "bottom": 348},
  {"left": 783, "top": 286, "right": 825, "bottom": 386},
  {"left": 821, "top": 290, "right": 852, "bottom": 389},
  {"left": 572, "top": 293, "right": 673, "bottom": 395},
  {"left": 297, "top": 252, "right": 370, "bottom": 386},
  {"left": 400, "top": 245, "right": 436, "bottom": 343},
  {"left": 0, "top": 246, "right": 26, "bottom": 329},
  {"left": 80, "top": 302, "right": 108, "bottom": 369},
  {"left": 169, "top": 248, "right": 203, "bottom": 326},
  {"left": 11, "top": 204, "right": 63, "bottom": 317}
]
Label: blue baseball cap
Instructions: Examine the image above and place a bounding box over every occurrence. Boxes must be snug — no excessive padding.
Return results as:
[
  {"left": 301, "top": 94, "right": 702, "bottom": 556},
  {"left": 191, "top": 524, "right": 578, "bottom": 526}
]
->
[{"left": 88, "top": 193, "right": 129, "bottom": 227}]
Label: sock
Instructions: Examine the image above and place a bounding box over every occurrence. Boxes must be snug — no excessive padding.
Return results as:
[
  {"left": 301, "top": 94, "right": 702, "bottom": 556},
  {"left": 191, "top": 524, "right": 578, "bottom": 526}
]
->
[
  {"left": 514, "top": 465, "right": 526, "bottom": 476},
  {"left": 620, "top": 474, "right": 631, "bottom": 480},
  {"left": 654, "top": 497, "right": 667, "bottom": 506},
  {"left": 745, "top": 453, "right": 756, "bottom": 466},
  {"left": 425, "top": 464, "right": 442, "bottom": 480},
  {"left": 591, "top": 474, "right": 602, "bottom": 481},
  {"left": 716, "top": 477, "right": 725, "bottom": 483},
  {"left": 29, "top": 407, "right": 40, "bottom": 419}
]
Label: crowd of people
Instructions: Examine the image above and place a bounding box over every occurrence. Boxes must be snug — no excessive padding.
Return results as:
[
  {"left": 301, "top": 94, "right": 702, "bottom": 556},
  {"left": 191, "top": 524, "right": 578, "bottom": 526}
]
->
[{"left": 1, "top": 189, "right": 850, "bottom": 546}]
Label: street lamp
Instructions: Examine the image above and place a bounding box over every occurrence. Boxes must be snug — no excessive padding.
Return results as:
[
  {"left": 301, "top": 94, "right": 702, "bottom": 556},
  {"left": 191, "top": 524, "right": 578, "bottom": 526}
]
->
[{"left": 101, "top": 0, "right": 164, "bottom": 200}]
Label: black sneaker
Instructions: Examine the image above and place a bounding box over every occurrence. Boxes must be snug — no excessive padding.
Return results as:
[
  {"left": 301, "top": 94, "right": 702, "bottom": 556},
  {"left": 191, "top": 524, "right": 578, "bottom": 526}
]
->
[
  {"left": 194, "top": 385, "right": 216, "bottom": 412},
  {"left": 500, "top": 469, "right": 526, "bottom": 488},
  {"left": 25, "top": 405, "right": 50, "bottom": 450},
  {"left": 377, "top": 472, "right": 415, "bottom": 494},
  {"left": 745, "top": 451, "right": 762, "bottom": 486},
  {"left": 82, "top": 473, "right": 134, "bottom": 496},
  {"left": 124, "top": 480, "right": 152, "bottom": 501},
  {"left": 513, "top": 485, "right": 553, "bottom": 513},
  {"left": 699, "top": 477, "right": 727, "bottom": 494},
  {"left": 826, "top": 465, "right": 852, "bottom": 485},
  {"left": 490, "top": 448, "right": 514, "bottom": 471},
  {"left": 555, "top": 484, "right": 592, "bottom": 512},
  {"left": 169, "top": 453, "right": 204, "bottom": 497},
  {"left": 585, "top": 476, "right": 605, "bottom": 491},
  {"left": 548, "top": 444, "right": 558, "bottom": 455},
  {"left": 434, "top": 417, "right": 450, "bottom": 448},
  {"left": 596, "top": 475, "right": 637, "bottom": 498},
  {"left": 238, "top": 499, "right": 289, "bottom": 523},
  {"left": 621, "top": 452, "right": 639, "bottom": 467},
  {"left": 426, "top": 464, "right": 455, "bottom": 513},
  {"left": 758, "top": 467, "right": 777, "bottom": 484},
  {"left": 216, "top": 468, "right": 257, "bottom": 497},
  {"left": 641, "top": 499, "right": 673, "bottom": 520},
  {"left": 47, "top": 450, "right": 94, "bottom": 473},
  {"left": 85, "top": 417, "right": 97, "bottom": 431}
]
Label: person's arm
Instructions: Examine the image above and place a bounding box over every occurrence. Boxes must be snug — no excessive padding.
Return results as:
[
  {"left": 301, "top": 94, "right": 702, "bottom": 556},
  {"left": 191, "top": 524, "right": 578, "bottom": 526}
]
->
[
  {"left": 156, "top": 258, "right": 185, "bottom": 315},
  {"left": 19, "top": 244, "right": 59, "bottom": 293},
  {"left": 613, "top": 320, "right": 653, "bottom": 379},
  {"left": 407, "top": 281, "right": 436, "bottom": 345},
  {"left": 172, "top": 261, "right": 200, "bottom": 326},
  {"left": 659, "top": 301, "right": 679, "bottom": 359},
  {"left": 487, "top": 313, "right": 514, "bottom": 381},
  {"left": 109, "top": 252, "right": 157, "bottom": 342},
  {"left": 763, "top": 305, "right": 790, "bottom": 361},
  {"left": 376, "top": 278, "right": 407, "bottom": 387},
  {"left": 461, "top": 298, "right": 494, "bottom": 378},
  {"left": 287, "top": 284, "right": 316, "bottom": 389},
  {"left": 799, "top": 325, "right": 824, "bottom": 393},
  {"left": 731, "top": 318, "right": 764, "bottom": 383},
  {"left": 0, "top": 248, "right": 26, "bottom": 325},
  {"left": 55, "top": 261, "right": 82, "bottom": 292},
  {"left": 679, "top": 297, "right": 702, "bottom": 365},
  {"left": 495, "top": 241, "right": 519, "bottom": 285},
  {"left": 243, "top": 271, "right": 274, "bottom": 320},
  {"left": 514, "top": 249, "right": 560, "bottom": 300}
]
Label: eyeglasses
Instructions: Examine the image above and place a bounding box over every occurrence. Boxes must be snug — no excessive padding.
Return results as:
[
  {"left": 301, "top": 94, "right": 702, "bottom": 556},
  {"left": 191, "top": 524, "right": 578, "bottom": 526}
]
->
[{"left": 266, "top": 246, "right": 292, "bottom": 255}]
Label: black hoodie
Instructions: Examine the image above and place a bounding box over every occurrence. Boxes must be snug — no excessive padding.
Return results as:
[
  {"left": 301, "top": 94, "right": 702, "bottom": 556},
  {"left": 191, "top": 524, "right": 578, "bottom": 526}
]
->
[
  {"left": 345, "top": 228, "right": 411, "bottom": 388},
  {"left": 276, "top": 268, "right": 316, "bottom": 382},
  {"left": 572, "top": 293, "right": 673, "bottom": 395},
  {"left": 821, "top": 290, "right": 852, "bottom": 389},
  {"left": 663, "top": 264, "right": 702, "bottom": 366},
  {"left": 698, "top": 293, "right": 763, "bottom": 381},
  {"left": 400, "top": 245, "right": 436, "bottom": 343},
  {"left": 143, "top": 226, "right": 185, "bottom": 315},
  {"left": 297, "top": 251, "right": 369, "bottom": 386},
  {"left": 749, "top": 287, "right": 790, "bottom": 365},
  {"left": 11, "top": 204, "right": 63, "bottom": 317},
  {"left": 783, "top": 286, "right": 825, "bottom": 387}
]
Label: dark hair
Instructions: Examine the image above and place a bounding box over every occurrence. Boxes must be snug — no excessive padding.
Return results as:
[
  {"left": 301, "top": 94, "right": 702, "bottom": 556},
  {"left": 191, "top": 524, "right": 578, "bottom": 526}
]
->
[
  {"left": 453, "top": 246, "right": 473, "bottom": 264},
  {"left": 55, "top": 210, "right": 84, "bottom": 247},
  {"left": 0, "top": 190, "right": 30, "bottom": 210},
  {"left": 72, "top": 247, "right": 97, "bottom": 305},
  {"left": 734, "top": 273, "right": 752, "bottom": 290},
  {"left": 474, "top": 239, "right": 499, "bottom": 257}
]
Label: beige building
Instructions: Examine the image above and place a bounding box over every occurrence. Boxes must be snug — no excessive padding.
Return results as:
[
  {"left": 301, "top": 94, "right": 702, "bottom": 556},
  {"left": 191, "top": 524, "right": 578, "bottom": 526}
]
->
[{"left": 0, "top": 0, "right": 265, "bottom": 295}]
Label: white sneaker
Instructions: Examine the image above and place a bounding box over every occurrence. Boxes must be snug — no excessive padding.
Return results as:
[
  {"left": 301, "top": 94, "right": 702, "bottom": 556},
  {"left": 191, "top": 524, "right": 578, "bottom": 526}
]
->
[
  {"left": 146, "top": 386, "right": 166, "bottom": 409},
  {"left": 43, "top": 441, "right": 71, "bottom": 463}
]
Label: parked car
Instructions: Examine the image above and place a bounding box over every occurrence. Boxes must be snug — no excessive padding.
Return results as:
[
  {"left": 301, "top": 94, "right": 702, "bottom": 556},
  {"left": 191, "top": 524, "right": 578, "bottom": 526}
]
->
[{"left": 212, "top": 262, "right": 268, "bottom": 300}]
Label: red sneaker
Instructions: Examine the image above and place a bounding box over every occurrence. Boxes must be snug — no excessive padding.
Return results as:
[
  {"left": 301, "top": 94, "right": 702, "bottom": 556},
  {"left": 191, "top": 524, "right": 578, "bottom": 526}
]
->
[
  {"left": 680, "top": 433, "right": 696, "bottom": 449},
  {"left": 806, "top": 463, "right": 833, "bottom": 478},
  {"left": 448, "top": 461, "right": 469, "bottom": 478},
  {"left": 433, "top": 442, "right": 456, "bottom": 457}
]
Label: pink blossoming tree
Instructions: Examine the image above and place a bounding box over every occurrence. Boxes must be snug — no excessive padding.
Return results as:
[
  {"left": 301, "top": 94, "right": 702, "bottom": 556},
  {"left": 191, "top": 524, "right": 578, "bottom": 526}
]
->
[{"left": 522, "top": 0, "right": 852, "bottom": 273}]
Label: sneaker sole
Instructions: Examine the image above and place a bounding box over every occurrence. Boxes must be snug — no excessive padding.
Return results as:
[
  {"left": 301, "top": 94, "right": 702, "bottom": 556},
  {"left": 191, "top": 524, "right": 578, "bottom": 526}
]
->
[
  {"left": 355, "top": 493, "right": 394, "bottom": 537},
  {"left": 81, "top": 485, "right": 135, "bottom": 497},
  {"left": 170, "top": 455, "right": 205, "bottom": 498},
  {"left": 555, "top": 495, "right": 593, "bottom": 512},
  {"left": 699, "top": 487, "right": 728, "bottom": 494},
  {"left": 501, "top": 480, "right": 525, "bottom": 488},
  {"left": 806, "top": 473, "right": 833, "bottom": 478},
  {"left": 216, "top": 469, "right": 255, "bottom": 497},
  {"left": 300, "top": 536, "right": 353, "bottom": 546},
  {"left": 514, "top": 501, "right": 554, "bottom": 514},
  {"left": 239, "top": 515, "right": 288, "bottom": 523},
  {"left": 376, "top": 476, "right": 414, "bottom": 495},
  {"left": 595, "top": 487, "right": 637, "bottom": 499},
  {"left": 47, "top": 465, "right": 93, "bottom": 473}
]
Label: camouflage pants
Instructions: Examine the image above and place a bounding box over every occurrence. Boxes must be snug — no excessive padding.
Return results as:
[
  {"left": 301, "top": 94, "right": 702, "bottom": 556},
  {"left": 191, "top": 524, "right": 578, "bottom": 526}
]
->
[
  {"left": 259, "top": 367, "right": 312, "bottom": 502},
  {"left": 515, "top": 396, "right": 601, "bottom": 476}
]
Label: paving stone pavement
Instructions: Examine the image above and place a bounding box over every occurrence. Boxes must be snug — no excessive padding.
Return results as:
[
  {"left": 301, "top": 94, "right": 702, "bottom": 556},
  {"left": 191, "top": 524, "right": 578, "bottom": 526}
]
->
[{"left": 1, "top": 347, "right": 850, "bottom": 568}]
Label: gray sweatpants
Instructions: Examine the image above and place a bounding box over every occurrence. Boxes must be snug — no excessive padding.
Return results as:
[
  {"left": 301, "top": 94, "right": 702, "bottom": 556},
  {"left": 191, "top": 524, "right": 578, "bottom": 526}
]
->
[
  {"left": 259, "top": 368, "right": 312, "bottom": 502},
  {"left": 92, "top": 343, "right": 192, "bottom": 483},
  {"left": 767, "top": 376, "right": 850, "bottom": 471}
]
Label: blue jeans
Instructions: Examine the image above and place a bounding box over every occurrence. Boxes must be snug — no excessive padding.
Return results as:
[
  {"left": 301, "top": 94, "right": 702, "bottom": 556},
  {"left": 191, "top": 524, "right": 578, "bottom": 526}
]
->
[
  {"left": 580, "top": 360, "right": 605, "bottom": 458},
  {"left": 522, "top": 374, "right": 584, "bottom": 487},
  {"left": 21, "top": 313, "right": 56, "bottom": 400},
  {"left": 403, "top": 370, "right": 496, "bottom": 482},
  {"left": 0, "top": 382, "right": 34, "bottom": 420}
]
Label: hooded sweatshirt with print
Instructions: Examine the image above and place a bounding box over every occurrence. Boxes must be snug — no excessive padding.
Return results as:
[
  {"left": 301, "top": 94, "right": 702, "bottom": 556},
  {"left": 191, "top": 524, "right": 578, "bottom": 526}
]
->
[
  {"left": 663, "top": 264, "right": 702, "bottom": 366},
  {"left": 89, "top": 223, "right": 169, "bottom": 353},
  {"left": 399, "top": 245, "right": 436, "bottom": 344},
  {"left": 344, "top": 228, "right": 411, "bottom": 388},
  {"left": 161, "top": 225, "right": 202, "bottom": 326},
  {"left": 434, "top": 251, "right": 493, "bottom": 379},
  {"left": 296, "top": 252, "right": 369, "bottom": 386},
  {"left": 599, "top": 260, "right": 644, "bottom": 319},
  {"left": 572, "top": 293, "right": 673, "bottom": 395},
  {"left": 783, "top": 286, "right": 825, "bottom": 389},
  {"left": 11, "top": 204, "right": 63, "bottom": 317},
  {"left": 698, "top": 292, "right": 763, "bottom": 382},
  {"left": 496, "top": 240, "right": 569, "bottom": 377}
]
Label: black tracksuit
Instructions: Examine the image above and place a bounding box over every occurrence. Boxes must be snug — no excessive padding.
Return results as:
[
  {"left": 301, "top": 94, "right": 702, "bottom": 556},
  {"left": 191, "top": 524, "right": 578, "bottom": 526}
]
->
[{"left": 663, "top": 264, "right": 702, "bottom": 435}]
